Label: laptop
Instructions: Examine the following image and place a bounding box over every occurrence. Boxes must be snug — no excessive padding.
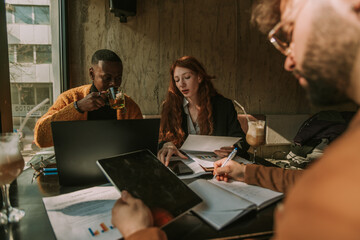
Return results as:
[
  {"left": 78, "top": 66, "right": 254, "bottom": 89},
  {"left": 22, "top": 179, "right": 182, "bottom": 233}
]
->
[
  {"left": 51, "top": 119, "right": 160, "bottom": 186},
  {"left": 97, "top": 149, "right": 203, "bottom": 227}
]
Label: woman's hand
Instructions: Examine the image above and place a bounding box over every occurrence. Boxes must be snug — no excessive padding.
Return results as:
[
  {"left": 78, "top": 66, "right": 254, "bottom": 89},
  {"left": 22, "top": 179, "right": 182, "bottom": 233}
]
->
[
  {"left": 213, "top": 158, "right": 247, "bottom": 182},
  {"left": 157, "top": 142, "right": 187, "bottom": 166},
  {"left": 214, "top": 146, "right": 234, "bottom": 158},
  {"left": 112, "top": 191, "right": 153, "bottom": 238}
]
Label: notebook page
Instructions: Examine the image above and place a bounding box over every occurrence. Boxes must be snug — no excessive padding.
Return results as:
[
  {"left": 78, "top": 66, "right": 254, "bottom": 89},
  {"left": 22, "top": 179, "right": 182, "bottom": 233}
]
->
[
  {"left": 209, "top": 179, "right": 283, "bottom": 209},
  {"left": 188, "top": 179, "right": 256, "bottom": 230}
]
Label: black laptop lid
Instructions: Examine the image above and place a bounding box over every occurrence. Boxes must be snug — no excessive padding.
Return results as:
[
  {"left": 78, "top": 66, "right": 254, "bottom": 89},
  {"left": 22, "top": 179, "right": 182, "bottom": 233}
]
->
[
  {"left": 97, "top": 149, "right": 202, "bottom": 227},
  {"left": 51, "top": 119, "right": 160, "bottom": 186}
]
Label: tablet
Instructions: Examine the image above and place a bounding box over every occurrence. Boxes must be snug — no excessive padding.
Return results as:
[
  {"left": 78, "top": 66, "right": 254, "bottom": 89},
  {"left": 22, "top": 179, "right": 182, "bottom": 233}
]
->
[{"left": 96, "top": 149, "right": 202, "bottom": 227}]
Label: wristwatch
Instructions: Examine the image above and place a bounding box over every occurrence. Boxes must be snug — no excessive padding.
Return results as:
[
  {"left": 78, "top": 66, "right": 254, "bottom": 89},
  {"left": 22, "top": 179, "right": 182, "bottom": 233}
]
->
[{"left": 73, "top": 101, "right": 84, "bottom": 113}]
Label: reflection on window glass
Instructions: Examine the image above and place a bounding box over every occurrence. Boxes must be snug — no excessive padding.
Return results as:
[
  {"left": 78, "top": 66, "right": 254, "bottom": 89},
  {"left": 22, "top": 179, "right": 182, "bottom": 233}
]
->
[
  {"left": 20, "top": 87, "right": 35, "bottom": 105},
  {"left": 11, "top": 85, "right": 20, "bottom": 104},
  {"left": 14, "top": 5, "right": 32, "bottom": 24},
  {"left": 8, "top": 45, "right": 15, "bottom": 63},
  {"left": 34, "top": 6, "right": 49, "bottom": 25},
  {"left": 36, "top": 87, "right": 50, "bottom": 104},
  {"left": 17, "top": 45, "right": 34, "bottom": 63},
  {"left": 36, "top": 45, "right": 51, "bottom": 64}
]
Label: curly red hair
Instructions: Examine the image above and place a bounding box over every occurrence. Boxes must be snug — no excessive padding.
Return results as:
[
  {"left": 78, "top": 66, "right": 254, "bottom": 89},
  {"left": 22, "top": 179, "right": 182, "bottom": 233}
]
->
[{"left": 159, "top": 56, "right": 220, "bottom": 147}]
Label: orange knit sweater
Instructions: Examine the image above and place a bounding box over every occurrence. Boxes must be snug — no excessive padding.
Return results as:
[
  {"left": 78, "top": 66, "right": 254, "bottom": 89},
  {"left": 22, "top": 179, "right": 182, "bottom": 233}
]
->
[{"left": 34, "top": 84, "right": 143, "bottom": 148}]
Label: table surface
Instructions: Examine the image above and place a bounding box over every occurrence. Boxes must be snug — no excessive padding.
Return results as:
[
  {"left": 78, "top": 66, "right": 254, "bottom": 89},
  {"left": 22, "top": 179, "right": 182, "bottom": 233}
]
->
[{"left": 0, "top": 160, "right": 278, "bottom": 240}]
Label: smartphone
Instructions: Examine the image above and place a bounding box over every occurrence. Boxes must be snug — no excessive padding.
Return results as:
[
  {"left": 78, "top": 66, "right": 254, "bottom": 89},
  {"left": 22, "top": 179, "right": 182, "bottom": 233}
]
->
[{"left": 168, "top": 160, "right": 194, "bottom": 176}]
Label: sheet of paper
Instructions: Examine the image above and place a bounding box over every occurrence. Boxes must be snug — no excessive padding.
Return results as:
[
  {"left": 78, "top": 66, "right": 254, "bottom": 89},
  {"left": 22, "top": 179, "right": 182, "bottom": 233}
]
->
[
  {"left": 186, "top": 152, "right": 252, "bottom": 169},
  {"left": 43, "top": 186, "right": 122, "bottom": 240},
  {"left": 180, "top": 135, "right": 241, "bottom": 152}
]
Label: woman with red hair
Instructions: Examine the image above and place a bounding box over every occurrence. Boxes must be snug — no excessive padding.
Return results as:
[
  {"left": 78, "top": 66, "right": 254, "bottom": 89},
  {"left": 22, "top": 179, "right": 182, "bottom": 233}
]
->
[{"left": 157, "top": 56, "right": 249, "bottom": 165}]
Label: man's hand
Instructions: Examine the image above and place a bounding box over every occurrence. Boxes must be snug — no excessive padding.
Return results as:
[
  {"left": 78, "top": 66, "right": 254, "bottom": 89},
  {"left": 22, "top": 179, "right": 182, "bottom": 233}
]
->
[
  {"left": 213, "top": 158, "right": 247, "bottom": 182},
  {"left": 214, "top": 146, "right": 234, "bottom": 158},
  {"left": 112, "top": 191, "right": 153, "bottom": 238},
  {"left": 157, "top": 142, "right": 187, "bottom": 166},
  {"left": 76, "top": 92, "right": 107, "bottom": 112}
]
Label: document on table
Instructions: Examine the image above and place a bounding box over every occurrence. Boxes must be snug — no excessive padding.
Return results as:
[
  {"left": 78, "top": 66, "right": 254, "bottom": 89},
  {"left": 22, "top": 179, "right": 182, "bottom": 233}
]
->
[
  {"left": 180, "top": 135, "right": 241, "bottom": 152},
  {"left": 43, "top": 186, "right": 122, "bottom": 240},
  {"left": 180, "top": 135, "right": 246, "bottom": 169},
  {"left": 185, "top": 152, "right": 252, "bottom": 169}
]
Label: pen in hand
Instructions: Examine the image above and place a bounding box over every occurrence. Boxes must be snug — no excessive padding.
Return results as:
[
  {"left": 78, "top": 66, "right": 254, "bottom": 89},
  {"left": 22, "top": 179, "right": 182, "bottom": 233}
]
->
[{"left": 213, "top": 147, "right": 238, "bottom": 179}]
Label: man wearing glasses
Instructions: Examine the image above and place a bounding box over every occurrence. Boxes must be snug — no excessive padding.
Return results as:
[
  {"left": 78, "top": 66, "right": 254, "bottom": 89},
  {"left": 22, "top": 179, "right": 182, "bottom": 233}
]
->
[{"left": 110, "top": 0, "right": 360, "bottom": 239}]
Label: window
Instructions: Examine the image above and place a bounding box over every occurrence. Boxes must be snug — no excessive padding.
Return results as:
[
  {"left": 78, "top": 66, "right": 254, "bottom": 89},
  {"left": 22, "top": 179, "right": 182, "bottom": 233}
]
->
[
  {"left": 11, "top": 83, "right": 53, "bottom": 120},
  {"left": 20, "top": 87, "right": 35, "bottom": 105},
  {"left": 36, "top": 87, "right": 50, "bottom": 103},
  {"left": 34, "top": 6, "right": 50, "bottom": 25},
  {"left": 8, "top": 5, "right": 50, "bottom": 25},
  {"left": 4, "top": 0, "right": 62, "bottom": 141},
  {"left": 35, "top": 45, "right": 52, "bottom": 64},
  {"left": 9, "top": 44, "right": 52, "bottom": 64},
  {"left": 8, "top": 45, "right": 15, "bottom": 63},
  {"left": 16, "top": 45, "right": 34, "bottom": 63},
  {"left": 6, "top": 4, "right": 14, "bottom": 24},
  {"left": 14, "top": 5, "right": 32, "bottom": 24}
]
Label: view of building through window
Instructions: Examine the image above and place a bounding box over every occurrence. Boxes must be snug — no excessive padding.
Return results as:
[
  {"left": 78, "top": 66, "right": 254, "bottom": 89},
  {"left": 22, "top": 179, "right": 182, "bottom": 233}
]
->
[{"left": 5, "top": 0, "right": 59, "bottom": 149}]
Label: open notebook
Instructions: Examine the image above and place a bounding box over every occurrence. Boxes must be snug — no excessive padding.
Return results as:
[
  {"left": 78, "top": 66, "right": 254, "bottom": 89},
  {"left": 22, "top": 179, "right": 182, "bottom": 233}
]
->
[{"left": 188, "top": 179, "right": 283, "bottom": 230}]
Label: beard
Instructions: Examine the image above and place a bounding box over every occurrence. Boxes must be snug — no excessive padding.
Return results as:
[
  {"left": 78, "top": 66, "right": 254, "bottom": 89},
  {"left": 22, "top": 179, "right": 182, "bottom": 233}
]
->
[{"left": 300, "top": 4, "right": 360, "bottom": 106}]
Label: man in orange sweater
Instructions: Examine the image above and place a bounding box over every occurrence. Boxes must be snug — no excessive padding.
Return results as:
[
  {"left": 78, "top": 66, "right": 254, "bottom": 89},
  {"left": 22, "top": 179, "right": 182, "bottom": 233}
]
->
[
  {"left": 34, "top": 49, "right": 142, "bottom": 148},
  {"left": 110, "top": 0, "right": 360, "bottom": 239}
]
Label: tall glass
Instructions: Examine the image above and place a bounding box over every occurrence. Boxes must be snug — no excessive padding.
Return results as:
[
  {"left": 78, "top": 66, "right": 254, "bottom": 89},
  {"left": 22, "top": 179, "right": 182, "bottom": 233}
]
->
[
  {"left": 246, "top": 120, "right": 265, "bottom": 163},
  {"left": 0, "top": 133, "right": 25, "bottom": 224}
]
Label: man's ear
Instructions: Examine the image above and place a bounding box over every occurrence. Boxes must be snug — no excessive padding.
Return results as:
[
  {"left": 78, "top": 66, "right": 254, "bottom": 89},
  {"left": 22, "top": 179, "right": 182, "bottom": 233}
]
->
[
  {"left": 89, "top": 67, "right": 94, "bottom": 80},
  {"left": 198, "top": 75, "right": 202, "bottom": 83}
]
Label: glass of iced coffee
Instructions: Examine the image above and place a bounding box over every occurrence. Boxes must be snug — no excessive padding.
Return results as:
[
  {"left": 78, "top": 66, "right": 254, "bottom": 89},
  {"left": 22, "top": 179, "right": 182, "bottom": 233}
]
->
[
  {"left": 0, "top": 133, "right": 25, "bottom": 224},
  {"left": 246, "top": 120, "right": 265, "bottom": 163}
]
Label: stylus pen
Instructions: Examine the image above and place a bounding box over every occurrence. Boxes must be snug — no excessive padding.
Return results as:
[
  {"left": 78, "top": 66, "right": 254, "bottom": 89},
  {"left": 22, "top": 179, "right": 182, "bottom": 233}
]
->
[
  {"left": 213, "top": 147, "right": 238, "bottom": 179},
  {"left": 43, "top": 172, "right": 58, "bottom": 176}
]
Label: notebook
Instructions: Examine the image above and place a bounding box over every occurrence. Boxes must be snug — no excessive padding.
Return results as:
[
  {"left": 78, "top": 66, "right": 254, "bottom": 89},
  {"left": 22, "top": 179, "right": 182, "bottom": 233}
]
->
[
  {"left": 97, "top": 149, "right": 203, "bottom": 228},
  {"left": 188, "top": 179, "right": 283, "bottom": 230},
  {"left": 51, "top": 119, "right": 160, "bottom": 186}
]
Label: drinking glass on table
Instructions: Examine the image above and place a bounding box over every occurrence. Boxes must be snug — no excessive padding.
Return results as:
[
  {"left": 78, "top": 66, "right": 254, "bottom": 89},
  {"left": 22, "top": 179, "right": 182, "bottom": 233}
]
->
[
  {"left": 107, "top": 87, "right": 126, "bottom": 111},
  {"left": 0, "top": 133, "right": 25, "bottom": 224},
  {"left": 246, "top": 120, "right": 265, "bottom": 163}
]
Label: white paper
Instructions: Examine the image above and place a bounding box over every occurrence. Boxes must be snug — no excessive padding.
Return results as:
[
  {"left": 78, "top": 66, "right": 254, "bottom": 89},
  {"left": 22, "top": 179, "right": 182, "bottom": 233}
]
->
[
  {"left": 180, "top": 135, "right": 241, "bottom": 152},
  {"left": 43, "top": 186, "right": 122, "bottom": 240},
  {"left": 185, "top": 152, "right": 252, "bottom": 169}
]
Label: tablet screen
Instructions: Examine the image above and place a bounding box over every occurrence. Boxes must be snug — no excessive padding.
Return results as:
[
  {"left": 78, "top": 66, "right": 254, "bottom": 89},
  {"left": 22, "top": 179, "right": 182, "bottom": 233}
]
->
[{"left": 97, "top": 149, "right": 202, "bottom": 227}]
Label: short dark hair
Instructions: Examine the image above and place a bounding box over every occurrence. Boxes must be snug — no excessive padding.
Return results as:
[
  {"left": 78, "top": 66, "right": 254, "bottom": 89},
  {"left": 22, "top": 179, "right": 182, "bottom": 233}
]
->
[
  {"left": 91, "top": 49, "right": 122, "bottom": 65},
  {"left": 251, "top": 0, "right": 281, "bottom": 34}
]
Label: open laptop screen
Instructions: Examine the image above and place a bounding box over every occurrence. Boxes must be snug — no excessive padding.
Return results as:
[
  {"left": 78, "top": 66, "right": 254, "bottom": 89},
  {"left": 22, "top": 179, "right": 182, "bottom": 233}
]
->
[
  {"left": 51, "top": 119, "right": 160, "bottom": 186},
  {"left": 97, "top": 149, "right": 202, "bottom": 227}
]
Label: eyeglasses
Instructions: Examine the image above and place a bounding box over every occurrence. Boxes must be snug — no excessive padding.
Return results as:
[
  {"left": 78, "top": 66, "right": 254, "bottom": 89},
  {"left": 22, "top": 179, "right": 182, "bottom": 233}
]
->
[
  {"left": 267, "top": 0, "right": 309, "bottom": 56},
  {"left": 268, "top": 21, "right": 293, "bottom": 56}
]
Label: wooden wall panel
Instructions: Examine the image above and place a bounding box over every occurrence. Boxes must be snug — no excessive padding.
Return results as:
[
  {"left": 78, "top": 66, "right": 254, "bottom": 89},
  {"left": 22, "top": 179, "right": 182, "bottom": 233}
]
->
[{"left": 67, "top": 0, "right": 357, "bottom": 115}]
